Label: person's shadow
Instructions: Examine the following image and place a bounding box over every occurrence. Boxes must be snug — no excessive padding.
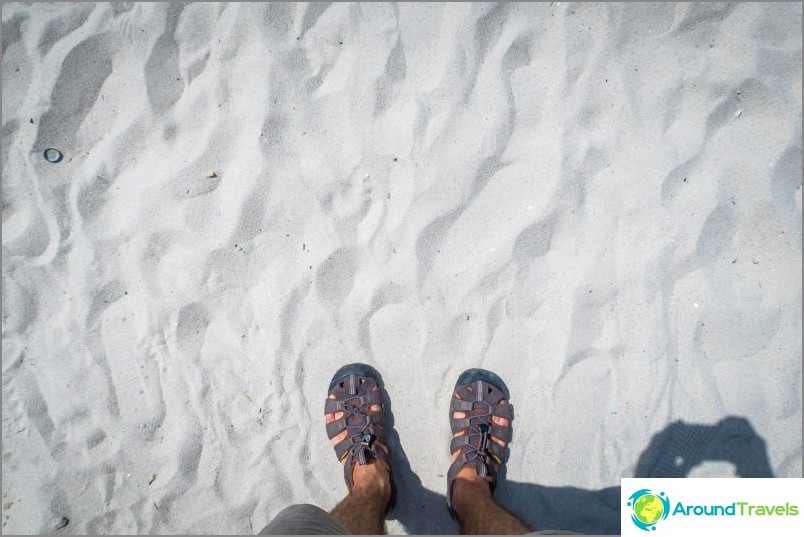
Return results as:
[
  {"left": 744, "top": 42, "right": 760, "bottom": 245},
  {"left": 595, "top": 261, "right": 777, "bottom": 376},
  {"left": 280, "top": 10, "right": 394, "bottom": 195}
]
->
[{"left": 380, "top": 378, "right": 775, "bottom": 536}]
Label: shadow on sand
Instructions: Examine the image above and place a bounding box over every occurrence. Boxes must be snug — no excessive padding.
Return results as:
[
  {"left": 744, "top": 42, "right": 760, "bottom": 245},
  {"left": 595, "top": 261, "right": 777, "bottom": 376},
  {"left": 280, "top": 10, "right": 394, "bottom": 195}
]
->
[{"left": 382, "top": 387, "right": 774, "bottom": 536}]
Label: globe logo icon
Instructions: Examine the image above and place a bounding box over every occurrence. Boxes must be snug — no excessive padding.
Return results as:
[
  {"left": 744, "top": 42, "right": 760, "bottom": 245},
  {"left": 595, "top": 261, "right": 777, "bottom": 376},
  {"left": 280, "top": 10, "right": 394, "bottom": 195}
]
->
[
  {"left": 627, "top": 489, "right": 670, "bottom": 531},
  {"left": 634, "top": 494, "right": 663, "bottom": 524}
]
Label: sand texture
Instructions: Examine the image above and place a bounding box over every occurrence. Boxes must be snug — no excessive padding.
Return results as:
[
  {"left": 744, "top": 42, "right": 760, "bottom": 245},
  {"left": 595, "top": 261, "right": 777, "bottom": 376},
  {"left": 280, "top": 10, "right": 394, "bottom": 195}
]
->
[{"left": 2, "top": 2, "right": 802, "bottom": 534}]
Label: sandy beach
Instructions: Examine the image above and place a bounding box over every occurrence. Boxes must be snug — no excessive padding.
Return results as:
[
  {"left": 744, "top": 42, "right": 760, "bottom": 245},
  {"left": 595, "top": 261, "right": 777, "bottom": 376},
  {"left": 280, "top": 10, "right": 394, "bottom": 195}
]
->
[{"left": 2, "top": 2, "right": 801, "bottom": 534}]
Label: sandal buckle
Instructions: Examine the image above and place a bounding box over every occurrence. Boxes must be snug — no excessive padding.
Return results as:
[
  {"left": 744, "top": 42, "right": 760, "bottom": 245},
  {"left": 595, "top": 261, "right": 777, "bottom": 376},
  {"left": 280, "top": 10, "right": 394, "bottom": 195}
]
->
[
  {"left": 360, "top": 433, "right": 376, "bottom": 448},
  {"left": 477, "top": 423, "right": 491, "bottom": 458}
]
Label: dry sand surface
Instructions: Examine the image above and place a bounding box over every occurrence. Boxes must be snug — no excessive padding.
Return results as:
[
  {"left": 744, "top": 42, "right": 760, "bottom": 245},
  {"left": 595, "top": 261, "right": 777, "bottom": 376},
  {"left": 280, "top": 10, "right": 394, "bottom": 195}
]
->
[{"left": 2, "top": 2, "right": 802, "bottom": 534}]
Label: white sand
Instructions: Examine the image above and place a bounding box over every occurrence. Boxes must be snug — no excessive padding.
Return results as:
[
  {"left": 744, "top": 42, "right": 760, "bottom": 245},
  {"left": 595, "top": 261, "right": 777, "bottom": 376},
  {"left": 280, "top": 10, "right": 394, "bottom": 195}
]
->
[{"left": 2, "top": 2, "right": 801, "bottom": 534}]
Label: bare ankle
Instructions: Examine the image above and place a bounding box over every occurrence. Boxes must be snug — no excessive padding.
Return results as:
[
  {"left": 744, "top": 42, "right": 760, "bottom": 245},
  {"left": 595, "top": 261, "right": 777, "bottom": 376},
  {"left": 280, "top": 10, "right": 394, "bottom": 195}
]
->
[
  {"left": 451, "top": 475, "right": 493, "bottom": 516},
  {"left": 351, "top": 460, "right": 392, "bottom": 500},
  {"left": 451, "top": 476, "right": 530, "bottom": 534}
]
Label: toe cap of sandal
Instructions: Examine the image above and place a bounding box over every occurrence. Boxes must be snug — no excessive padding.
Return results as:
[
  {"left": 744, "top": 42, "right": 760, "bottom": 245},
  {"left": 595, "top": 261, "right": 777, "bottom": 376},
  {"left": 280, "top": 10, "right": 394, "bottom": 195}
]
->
[
  {"left": 329, "top": 363, "right": 383, "bottom": 389},
  {"left": 455, "top": 368, "right": 510, "bottom": 396}
]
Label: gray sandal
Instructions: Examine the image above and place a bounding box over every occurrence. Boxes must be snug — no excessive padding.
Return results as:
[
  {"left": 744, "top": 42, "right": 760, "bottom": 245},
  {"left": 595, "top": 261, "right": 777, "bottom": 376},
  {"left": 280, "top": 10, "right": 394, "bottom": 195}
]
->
[
  {"left": 446, "top": 368, "right": 514, "bottom": 517},
  {"left": 324, "top": 363, "right": 395, "bottom": 509}
]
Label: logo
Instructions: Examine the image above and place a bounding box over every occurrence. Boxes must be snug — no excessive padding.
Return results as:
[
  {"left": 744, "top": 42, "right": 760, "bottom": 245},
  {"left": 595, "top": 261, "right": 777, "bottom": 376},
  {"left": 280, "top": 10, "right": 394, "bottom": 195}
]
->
[
  {"left": 628, "top": 489, "right": 670, "bottom": 531},
  {"left": 622, "top": 478, "right": 803, "bottom": 535}
]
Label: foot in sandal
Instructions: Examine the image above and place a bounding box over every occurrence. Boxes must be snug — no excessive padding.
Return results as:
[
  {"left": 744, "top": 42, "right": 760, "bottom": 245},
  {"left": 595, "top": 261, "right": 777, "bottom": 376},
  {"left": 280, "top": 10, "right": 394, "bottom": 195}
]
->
[
  {"left": 324, "top": 363, "right": 395, "bottom": 534},
  {"left": 447, "top": 368, "right": 531, "bottom": 534}
]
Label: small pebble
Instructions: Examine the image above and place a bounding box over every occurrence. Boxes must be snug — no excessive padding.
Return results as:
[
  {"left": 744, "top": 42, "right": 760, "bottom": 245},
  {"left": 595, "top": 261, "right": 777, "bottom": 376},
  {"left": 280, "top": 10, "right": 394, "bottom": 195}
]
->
[
  {"left": 205, "top": 170, "right": 217, "bottom": 179},
  {"left": 43, "top": 148, "right": 63, "bottom": 163},
  {"left": 55, "top": 517, "right": 69, "bottom": 530}
]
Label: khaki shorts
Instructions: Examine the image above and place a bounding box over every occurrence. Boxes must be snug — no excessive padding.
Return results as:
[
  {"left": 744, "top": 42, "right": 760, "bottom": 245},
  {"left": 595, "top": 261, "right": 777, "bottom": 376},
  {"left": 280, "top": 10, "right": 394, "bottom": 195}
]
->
[{"left": 258, "top": 504, "right": 580, "bottom": 535}]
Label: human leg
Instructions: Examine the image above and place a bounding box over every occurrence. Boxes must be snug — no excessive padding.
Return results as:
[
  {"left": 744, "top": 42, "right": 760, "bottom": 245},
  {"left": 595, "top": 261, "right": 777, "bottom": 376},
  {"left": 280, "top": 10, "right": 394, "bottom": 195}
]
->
[
  {"left": 329, "top": 460, "right": 392, "bottom": 534},
  {"left": 450, "top": 471, "right": 529, "bottom": 534}
]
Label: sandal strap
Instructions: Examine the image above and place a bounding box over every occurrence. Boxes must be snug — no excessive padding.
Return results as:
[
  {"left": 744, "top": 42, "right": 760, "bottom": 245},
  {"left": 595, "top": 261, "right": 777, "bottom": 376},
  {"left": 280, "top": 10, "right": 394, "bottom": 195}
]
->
[
  {"left": 450, "top": 399, "right": 474, "bottom": 412},
  {"left": 324, "top": 391, "right": 382, "bottom": 413},
  {"left": 333, "top": 430, "right": 388, "bottom": 460},
  {"left": 326, "top": 413, "right": 384, "bottom": 438},
  {"left": 333, "top": 437, "right": 353, "bottom": 460},
  {"left": 489, "top": 424, "right": 511, "bottom": 443},
  {"left": 326, "top": 419, "right": 348, "bottom": 438},
  {"left": 451, "top": 417, "right": 471, "bottom": 430},
  {"left": 450, "top": 435, "right": 472, "bottom": 452},
  {"left": 324, "top": 399, "right": 345, "bottom": 413},
  {"left": 492, "top": 404, "right": 514, "bottom": 420},
  {"left": 450, "top": 435, "right": 505, "bottom": 460},
  {"left": 360, "top": 390, "right": 383, "bottom": 405}
]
